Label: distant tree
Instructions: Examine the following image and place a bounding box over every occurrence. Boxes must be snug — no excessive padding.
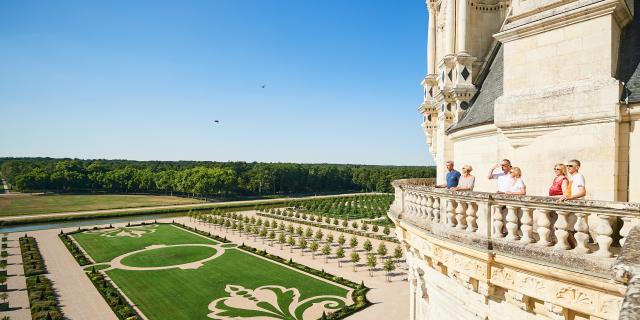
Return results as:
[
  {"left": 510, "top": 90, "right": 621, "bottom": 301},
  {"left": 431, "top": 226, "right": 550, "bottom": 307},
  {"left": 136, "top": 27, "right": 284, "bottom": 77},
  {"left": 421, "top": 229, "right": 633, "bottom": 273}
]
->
[
  {"left": 268, "top": 230, "right": 276, "bottom": 246},
  {"left": 315, "top": 229, "right": 324, "bottom": 241},
  {"left": 372, "top": 225, "right": 379, "bottom": 233},
  {"left": 383, "top": 226, "right": 391, "bottom": 236},
  {"left": 342, "top": 220, "right": 348, "bottom": 227},
  {"left": 352, "top": 221, "right": 358, "bottom": 229}
]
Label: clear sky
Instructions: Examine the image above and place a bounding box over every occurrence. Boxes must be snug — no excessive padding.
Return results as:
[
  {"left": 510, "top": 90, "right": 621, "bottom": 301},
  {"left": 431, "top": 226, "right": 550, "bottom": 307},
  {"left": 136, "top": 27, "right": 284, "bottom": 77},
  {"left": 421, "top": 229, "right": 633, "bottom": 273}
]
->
[{"left": 0, "top": 0, "right": 433, "bottom": 166}]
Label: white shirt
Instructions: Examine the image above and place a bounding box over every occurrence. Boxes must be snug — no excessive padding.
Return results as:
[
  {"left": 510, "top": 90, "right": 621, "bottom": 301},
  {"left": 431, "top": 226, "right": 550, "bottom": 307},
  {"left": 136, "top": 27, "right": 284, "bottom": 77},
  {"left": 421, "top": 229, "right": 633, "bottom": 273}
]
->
[
  {"left": 509, "top": 178, "right": 526, "bottom": 193},
  {"left": 570, "top": 173, "right": 586, "bottom": 196},
  {"left": 490, "top": 170, "right": 513, "bottom": 193}
]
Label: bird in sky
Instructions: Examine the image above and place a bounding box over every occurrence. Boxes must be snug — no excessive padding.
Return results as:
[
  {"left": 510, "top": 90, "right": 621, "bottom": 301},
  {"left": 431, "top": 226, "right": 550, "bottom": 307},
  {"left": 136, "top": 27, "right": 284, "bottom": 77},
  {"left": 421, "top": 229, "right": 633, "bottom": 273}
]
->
[
  {"left": 261, "top": 84, "right": 266, "bottom": 88},
  {"left": 213, "top": 120, "right": 220, "bottom": 124}
]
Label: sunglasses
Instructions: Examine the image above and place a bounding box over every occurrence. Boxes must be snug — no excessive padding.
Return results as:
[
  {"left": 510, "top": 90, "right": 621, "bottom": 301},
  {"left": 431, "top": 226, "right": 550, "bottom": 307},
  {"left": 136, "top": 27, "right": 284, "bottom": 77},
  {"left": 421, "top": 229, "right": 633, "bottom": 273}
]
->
[
  {"left": 554, "top": 168, "right": 561, "bottom": 171},
  {"left": 566, "top": 164, "right": 575, "bottom": 168}
]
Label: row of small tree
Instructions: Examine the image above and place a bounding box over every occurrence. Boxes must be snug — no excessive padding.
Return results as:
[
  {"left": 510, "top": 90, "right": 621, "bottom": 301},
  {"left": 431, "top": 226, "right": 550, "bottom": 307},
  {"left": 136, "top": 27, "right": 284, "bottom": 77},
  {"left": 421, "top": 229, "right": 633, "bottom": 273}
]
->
[
  {"left": 190, "top": 211, "right": 404, "bottom": 281},
  {"left": 259, "top": 207, "right": 393, "bottom": 236}
]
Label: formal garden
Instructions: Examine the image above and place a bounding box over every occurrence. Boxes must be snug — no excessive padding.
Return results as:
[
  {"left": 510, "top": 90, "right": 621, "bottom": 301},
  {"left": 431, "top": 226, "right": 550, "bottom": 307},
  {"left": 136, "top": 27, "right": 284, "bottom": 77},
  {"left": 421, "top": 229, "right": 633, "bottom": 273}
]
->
[{"left": 64, "top": 223, "right": 368, "bottom": 320}]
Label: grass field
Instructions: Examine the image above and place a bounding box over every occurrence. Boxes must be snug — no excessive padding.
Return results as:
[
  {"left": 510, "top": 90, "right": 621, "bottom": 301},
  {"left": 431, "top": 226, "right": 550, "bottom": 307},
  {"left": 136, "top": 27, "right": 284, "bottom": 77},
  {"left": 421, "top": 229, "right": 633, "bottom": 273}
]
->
[
  {"left": 72, "top": 224, "right": 351, "bottom": 320},
  {"left": 0, "top": 194, "right": 200, "bottom": 217}
]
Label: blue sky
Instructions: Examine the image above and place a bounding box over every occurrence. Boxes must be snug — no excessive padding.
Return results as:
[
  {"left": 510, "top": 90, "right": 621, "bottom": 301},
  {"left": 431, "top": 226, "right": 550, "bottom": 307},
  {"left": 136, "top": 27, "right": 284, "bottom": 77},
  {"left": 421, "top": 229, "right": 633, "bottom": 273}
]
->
[{"left": 0, "top": 0, "right": 433, "bottom": 166}]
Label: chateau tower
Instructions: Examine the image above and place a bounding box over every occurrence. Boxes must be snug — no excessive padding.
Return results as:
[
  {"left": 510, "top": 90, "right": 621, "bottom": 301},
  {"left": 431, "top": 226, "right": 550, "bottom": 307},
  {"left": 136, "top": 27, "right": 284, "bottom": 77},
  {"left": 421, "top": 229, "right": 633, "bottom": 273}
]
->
[
  {"left": 391, "top": 1, "right": 640, "bottom": 319},
  {"left": 421, "top": 0, "right": 640, "bottom": 202}
]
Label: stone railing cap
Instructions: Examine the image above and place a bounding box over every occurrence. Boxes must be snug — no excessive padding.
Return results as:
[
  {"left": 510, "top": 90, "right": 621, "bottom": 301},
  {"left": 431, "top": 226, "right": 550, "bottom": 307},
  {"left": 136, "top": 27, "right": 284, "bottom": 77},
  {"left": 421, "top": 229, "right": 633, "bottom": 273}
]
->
[{"left": 393, "top": 179, "right": 640, "bottom": 214}]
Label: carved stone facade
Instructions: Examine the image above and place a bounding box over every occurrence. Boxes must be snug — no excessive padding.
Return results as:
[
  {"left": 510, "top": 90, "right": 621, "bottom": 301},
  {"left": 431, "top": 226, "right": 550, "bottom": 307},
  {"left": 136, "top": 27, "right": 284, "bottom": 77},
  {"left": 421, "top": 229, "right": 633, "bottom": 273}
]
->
[
  {"left": 390, "top": 181, "right": 637, "bottom": 319},
  {"left": 420, "top": 0, "right": 640, "bottom": 202}
]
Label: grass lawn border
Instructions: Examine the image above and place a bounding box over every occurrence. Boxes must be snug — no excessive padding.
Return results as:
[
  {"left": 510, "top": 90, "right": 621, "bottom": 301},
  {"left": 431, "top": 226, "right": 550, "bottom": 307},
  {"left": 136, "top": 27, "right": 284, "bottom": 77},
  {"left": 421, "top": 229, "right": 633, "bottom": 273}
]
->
[{"left": 62, "top": 221, "right": 371, "bottom": 320}]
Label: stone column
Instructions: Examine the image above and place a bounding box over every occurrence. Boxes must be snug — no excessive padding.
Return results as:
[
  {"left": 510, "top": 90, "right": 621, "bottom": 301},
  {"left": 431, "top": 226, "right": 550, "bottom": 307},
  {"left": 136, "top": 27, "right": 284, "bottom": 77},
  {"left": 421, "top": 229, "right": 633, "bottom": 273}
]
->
[
  {"left": 457, "top": 0, "right": 468, "bottom": 54},
  {"left": 427, "top": 4, "right": 437, "bottom": 74},
  {"left": 446, "top": 0, "right": 456, "bottom": 54}
]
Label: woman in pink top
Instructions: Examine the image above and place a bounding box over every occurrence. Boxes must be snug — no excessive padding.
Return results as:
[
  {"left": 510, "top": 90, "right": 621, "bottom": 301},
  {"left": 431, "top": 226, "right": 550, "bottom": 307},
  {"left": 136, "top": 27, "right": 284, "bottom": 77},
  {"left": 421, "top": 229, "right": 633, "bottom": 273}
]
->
[{"left": 548, "top": 163, "right": 569, "bottom": 197}]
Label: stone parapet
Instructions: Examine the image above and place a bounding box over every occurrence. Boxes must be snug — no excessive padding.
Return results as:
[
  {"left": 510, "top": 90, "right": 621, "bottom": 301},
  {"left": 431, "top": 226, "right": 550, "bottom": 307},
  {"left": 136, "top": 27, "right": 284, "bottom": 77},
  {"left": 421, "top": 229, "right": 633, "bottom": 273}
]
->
[{"left": 390, "top": 178, "right": 638, "bottom": 319}]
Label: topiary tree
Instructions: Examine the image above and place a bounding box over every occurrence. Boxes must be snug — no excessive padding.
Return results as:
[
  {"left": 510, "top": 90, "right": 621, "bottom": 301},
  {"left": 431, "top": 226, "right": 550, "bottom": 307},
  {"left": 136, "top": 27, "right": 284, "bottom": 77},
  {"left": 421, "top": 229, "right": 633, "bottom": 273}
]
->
[
  {"left": 337, "top": 234, "right": 346, "bottom": 247},
  {"left": 309, "top": 241, "right": 319, "bottom": 259},
  {"left": 304, "top": 227, "right": 313, "bottom": 238},
  {"left": 278, "top": 233, "right": 286, "bottom": 250},
  {"left": 372, "top": 225, "right": 379, "bottom": 233},
  {"left": 349, "top": 236, "right": 359, "bottom": 252},
  {"left": 325, "top": 233, "right": 334, "bottom": 244},
  {"left": 336, "top": 247, "right": 345, "bottom": 268},
  {"left": 366, "top": 254, "right": 377, "bottom": 277},
  {"left": 393, "top": 245, "right": 404, "bottom": 261},
  {"left": 363, "top": 239, "right": 373, "bottom": 253},
  {"left": 383, "top": 226, "right": 391, "bottom": 236},
  {"left": 377, "top": 243, "right": 388, "bottom": 257},
  {"left": 383, "top": 257, "right": 396, "bottom": 282},
  {"left": 298, "top": 237, "right": 308, "bottom": 256},
  {"left": 315, "top": 229, "right": 324, "bottom": 241},
  {"left": 342, "top": 220, "right": 348, "bottom": 228},
  {"left": 287, "top": 235, "right": 296, "bottom": 253},
  {"left": 321, "top": 243, "right": 331, "bottom": 264},
  {"left": 350, "top": 252, "right": 361, "bottom": 272}
]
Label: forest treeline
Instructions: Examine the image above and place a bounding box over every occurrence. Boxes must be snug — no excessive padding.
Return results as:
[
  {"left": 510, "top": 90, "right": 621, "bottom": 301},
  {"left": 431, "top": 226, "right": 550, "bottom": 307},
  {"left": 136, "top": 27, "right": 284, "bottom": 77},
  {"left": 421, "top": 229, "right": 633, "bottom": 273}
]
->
[{"left": 0, "top": 158, "right": 435, "bottom": 196}]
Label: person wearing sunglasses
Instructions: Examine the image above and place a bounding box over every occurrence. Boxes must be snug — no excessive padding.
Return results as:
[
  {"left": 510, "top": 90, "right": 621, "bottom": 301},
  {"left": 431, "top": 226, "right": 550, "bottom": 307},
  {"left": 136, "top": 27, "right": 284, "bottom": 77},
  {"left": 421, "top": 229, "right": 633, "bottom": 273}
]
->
[
  {"left": 488, "top": 159, "right": 513, "bottom": 193},
  {"left": 560, "top": 159, "right": 586, "bottom": 200},
  {"left": 548, "top": 163, "right": 569, "bottom": 197},
  {"left": 451, "top": 165, "right": 475, "bottom": 191}
]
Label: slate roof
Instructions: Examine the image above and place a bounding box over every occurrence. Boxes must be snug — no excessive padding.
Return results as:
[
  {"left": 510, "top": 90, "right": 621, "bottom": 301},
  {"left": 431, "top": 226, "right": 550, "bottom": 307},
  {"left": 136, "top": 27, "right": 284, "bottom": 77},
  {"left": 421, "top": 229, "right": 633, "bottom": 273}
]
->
[
  {"left": 617, "top": 0, "right": 640, "bottom": 104},
  {"left": 447, "top": 44, "right": 503, "bottom": 134}
]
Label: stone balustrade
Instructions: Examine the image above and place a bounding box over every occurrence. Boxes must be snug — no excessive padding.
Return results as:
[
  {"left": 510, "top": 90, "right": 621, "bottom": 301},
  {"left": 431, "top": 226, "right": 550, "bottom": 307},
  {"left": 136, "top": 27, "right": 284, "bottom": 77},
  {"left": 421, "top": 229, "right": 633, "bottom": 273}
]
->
[{"left": 390, "top": 178, "right": 640, "bottom": 273}]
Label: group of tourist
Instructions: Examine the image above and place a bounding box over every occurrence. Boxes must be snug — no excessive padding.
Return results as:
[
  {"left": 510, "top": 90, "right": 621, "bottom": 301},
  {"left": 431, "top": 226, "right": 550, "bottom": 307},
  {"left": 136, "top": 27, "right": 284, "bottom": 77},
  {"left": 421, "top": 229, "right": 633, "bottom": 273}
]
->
[{"left": 435, "top": 159, "right": 586, "bottom": 200}]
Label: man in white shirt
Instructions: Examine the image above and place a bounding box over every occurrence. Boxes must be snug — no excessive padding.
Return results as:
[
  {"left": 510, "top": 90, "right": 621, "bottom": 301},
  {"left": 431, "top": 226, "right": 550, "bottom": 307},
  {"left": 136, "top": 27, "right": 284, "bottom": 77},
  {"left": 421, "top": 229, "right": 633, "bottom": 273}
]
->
[
  {"left": 560, "top": 159, "right": 586, "bottom": 200},
  {"left": 488, "top": 159, "right": 513, "bottom": 193}
]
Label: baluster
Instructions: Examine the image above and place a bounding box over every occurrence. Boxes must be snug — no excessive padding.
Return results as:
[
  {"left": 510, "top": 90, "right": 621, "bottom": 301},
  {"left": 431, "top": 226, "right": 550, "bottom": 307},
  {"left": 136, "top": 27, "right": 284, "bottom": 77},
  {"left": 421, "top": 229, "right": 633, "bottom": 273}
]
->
[
  {"left": 456, "top": 201, "right": 467, "bottom": 230},
  {"left": 465, "top": 201, "right": 477, "bottom": 232},
  {"left": 620, "top": 217, "right": 639, "bottom": 247},
  {"left": 446, "top": 199, "right": 457, "bottom": 227},
  {"left": 553, "top": 210, "right": 571, "bottom": 250},
  {"left": 535, "top": 209, "right": 552, "bottom": 246},
  {"left": 505, "top": 206, "right": 520, "bottom": 240},
  {"left": 519, "top": 207, "right": 534, "bottom": 244},
  {"left": 573, "top": 212, "right": 590, "bottom": 253},
  {"left": 594, "top": 214, "right": 613, "bottom": 258},
  {"left": 425, "top": 196, "right": 434, "bottom": 221},
  {"left": 492, "top": 205, "right": 505, "bottom": 238},
  {"left": 432, "top": 197, "right": 440, "bottom": 223}
]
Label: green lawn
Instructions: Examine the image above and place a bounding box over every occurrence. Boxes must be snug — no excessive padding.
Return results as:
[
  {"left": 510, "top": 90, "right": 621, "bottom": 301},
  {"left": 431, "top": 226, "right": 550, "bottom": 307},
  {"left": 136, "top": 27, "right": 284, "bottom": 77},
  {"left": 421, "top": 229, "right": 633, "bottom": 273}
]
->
[
  {"left": 73, "top": 224, "right": 216, "bottom": 262},
  {"left": 121, "top": 246, "right": 217, "bottom": 268},
  {"left": 72, "top": 224, "right": 351, "bottom": 320},
  {"left": 0, "top": 194, "right": 200, "bottom": 217}
]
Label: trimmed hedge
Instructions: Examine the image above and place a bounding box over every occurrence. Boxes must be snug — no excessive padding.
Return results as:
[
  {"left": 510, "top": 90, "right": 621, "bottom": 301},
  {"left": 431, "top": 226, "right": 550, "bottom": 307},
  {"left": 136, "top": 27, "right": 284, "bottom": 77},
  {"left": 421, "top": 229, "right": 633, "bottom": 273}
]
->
[
  {"left": 19, "top": 237, "right": 47, "bottom": 277},
  {"left": 19, "top": 236, "right": 64, "bottom": 320},
  {"left": 25, "top": 275, "right": 64, "bottom": 320},
  {"left": 87, "top": 270, "right": 141, "bottom": 320},
  {"left": 234, "top": 243, "right": 371, "bottom": 320},
  {"left": 59, "top": 233, "right": 91, "bottom": 266},
  {"left": 174, "top": 223, "right": 231, "bottom": 243}
]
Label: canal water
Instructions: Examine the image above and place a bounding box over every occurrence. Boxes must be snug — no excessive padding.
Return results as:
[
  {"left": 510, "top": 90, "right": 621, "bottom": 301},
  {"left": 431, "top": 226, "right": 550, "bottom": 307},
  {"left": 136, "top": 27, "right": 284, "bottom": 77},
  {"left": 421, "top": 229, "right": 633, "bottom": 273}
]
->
[{"left": 0, "top": 211, "right": 189, "bottom": 233}]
